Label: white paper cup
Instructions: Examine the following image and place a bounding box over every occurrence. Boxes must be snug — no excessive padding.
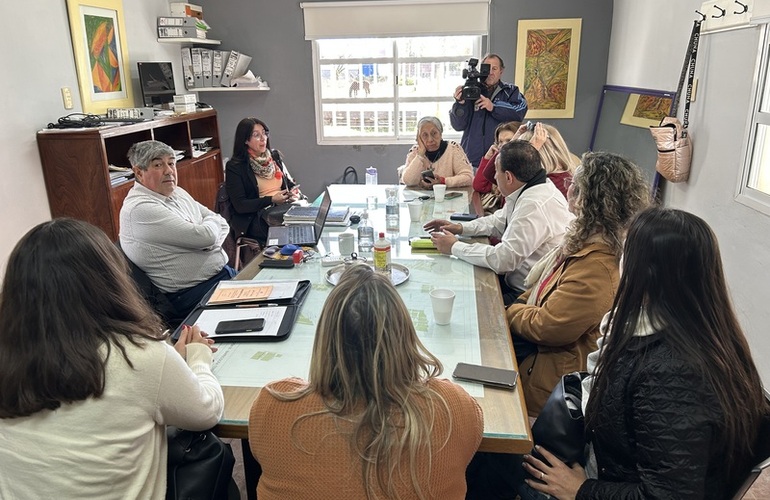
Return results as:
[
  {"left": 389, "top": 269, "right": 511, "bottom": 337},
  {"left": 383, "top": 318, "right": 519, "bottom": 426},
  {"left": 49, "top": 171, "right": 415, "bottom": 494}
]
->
[
  {"left": 433, "top": 184, "right": 447, "bottom": 202},
  {"left": 338, "top": 233, "right": 355, "bottom": 256},
  {"left": 408, "top": 201, "right": 423, "bottom": 222},
  {"left": 430, "top": 288, "right": 455, "bottom": 325}
]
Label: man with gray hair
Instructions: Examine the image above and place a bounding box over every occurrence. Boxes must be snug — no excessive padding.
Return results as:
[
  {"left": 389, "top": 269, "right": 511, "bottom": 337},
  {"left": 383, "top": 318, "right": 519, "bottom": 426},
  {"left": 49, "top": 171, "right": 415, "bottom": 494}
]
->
[{"left": 120, "top": 140, "right": 233, "bottom": 317}]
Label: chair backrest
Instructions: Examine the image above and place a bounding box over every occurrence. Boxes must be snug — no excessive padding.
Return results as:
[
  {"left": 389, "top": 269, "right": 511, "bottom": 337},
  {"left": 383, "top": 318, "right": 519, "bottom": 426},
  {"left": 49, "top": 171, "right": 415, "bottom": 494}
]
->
[
  {"left": 730, "top": 400, "right": 770, "bottom": 499},
  {"left": 215, "top": 182, "right": 240, "bottom": 268},
  {"left": 115, "top": 242, "right": 183, "bottom": 329}
]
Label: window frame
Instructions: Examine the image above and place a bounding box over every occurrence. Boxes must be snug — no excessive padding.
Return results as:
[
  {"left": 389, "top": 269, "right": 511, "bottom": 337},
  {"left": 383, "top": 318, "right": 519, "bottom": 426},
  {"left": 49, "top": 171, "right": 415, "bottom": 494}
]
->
[
  {"left": 310, "top": 35, "right": 483, "bottom": 145},
  {"left": 737, "top": 24, "right": 770, "bottom": 215}
]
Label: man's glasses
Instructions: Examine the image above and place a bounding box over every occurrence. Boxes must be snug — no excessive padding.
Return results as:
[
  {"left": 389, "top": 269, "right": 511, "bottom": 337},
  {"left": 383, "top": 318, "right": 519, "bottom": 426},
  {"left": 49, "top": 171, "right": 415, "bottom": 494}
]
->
[{"left": 251, "top": 131, "right": 269, "bottom": 140}]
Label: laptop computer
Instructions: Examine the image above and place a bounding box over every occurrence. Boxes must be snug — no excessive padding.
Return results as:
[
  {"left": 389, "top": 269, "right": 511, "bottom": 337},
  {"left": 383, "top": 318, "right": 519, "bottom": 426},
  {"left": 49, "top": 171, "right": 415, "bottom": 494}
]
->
[{"left": 266, "top": 188, "right": 332, "bottom": 247}]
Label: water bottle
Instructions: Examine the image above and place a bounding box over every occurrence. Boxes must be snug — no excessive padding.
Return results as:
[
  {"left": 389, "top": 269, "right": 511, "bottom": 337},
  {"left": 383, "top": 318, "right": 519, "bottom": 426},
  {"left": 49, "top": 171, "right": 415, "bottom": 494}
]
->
[
  {"left": 385, "top": 186, "right": 399, "bottom": 231},
  {"left": 357, "top": 211, "right": 374, "bottom": 253},
  {"left": 365, "top": 166, "right": 378, "bottom": 209},
  {"left": 373, "top": 232, "right": 391, "bottom": 274}
]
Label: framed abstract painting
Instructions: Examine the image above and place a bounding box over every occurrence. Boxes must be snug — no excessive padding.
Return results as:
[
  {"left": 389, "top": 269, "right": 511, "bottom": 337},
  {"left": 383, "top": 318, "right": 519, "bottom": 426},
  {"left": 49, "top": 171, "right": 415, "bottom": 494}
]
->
[
  {"left": 66, "top": 0, "right": 133, "bottom": 114},
  {"left": 515, "top": 18, "right": 582, "bottom": 119},
  {"left": 620, "top": 93, "right": 674, "bottom": 128}
]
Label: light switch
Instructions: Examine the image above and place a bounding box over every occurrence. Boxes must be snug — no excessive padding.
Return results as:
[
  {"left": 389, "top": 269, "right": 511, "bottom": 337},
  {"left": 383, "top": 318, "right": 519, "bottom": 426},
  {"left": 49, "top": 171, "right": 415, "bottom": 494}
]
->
[{"left": 61, "top": 87, "right": 74, "bottom": 110}]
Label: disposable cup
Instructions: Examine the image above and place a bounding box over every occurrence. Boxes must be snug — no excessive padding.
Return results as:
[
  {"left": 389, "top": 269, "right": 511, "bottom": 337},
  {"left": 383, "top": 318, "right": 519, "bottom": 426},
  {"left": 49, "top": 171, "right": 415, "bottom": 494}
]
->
[
  {"left": 408, "top": 201, "right": 423, "bottom": 222},
  {"left": 338, "top": 233, "right": 354, "bottom": 256},
  {"left": 430, "top": 288, "right": 455, "bottom": 325},
  {"left": 433, "top": 184, "right": 447, "bottom": 202}
]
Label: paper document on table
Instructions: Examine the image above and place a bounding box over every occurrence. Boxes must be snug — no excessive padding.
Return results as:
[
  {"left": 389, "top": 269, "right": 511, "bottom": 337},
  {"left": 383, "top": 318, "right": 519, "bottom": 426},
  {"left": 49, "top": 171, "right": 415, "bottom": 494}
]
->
[
  {"left": 206, "top": 280, "right": 299, "bottom": 305},
  {"left": 194, "top": 306, "right": 287, "bottom": 338}
]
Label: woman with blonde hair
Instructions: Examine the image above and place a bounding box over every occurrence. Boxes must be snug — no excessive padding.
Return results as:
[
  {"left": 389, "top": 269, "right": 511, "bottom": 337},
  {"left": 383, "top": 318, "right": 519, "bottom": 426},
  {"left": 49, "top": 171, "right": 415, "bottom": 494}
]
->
[
  {"left": 508, "top": 151, "right": 650, "bottom": 417},
  {"left": 479, "top": 123, "right": 578, "bottom": 200},
  {"left": 249, "top": 264, "right": 483, "bottom": 499}
]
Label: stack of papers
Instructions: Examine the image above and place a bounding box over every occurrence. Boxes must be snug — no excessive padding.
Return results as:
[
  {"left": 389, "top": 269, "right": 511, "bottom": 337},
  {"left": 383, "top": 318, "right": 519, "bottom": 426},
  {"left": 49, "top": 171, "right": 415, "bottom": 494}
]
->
[{"left": 283, "top": 205, "right": 350, "bottom": 227}]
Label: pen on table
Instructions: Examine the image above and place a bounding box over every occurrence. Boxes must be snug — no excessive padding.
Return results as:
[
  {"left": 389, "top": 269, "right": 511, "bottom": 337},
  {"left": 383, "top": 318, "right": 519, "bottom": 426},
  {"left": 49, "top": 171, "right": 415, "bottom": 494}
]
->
[{"left": 235, "top": 303, "right": 279, "bottom": 308}]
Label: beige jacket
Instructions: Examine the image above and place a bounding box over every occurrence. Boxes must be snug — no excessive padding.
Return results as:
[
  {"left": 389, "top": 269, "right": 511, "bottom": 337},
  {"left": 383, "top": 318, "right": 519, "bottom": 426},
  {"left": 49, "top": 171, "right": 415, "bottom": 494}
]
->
[{"left": 507, "top": 241, "right": 619, "bottom": 417}]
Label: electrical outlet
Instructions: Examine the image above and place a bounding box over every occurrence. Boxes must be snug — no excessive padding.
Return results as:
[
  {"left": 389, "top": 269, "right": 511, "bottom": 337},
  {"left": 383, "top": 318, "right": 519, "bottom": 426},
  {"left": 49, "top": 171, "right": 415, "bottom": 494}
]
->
[{"left": 61, "top": 87, "right": 73, "bottom": 110}]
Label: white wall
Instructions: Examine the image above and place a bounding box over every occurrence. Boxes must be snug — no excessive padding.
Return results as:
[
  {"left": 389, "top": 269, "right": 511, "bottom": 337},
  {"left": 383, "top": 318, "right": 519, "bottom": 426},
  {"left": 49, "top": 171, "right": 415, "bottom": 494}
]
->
[
  {"left": 0, "top": 0, "right": 185, "bottom": 279},
  {"left": 611, "top": 0, "right": 770, "bottom": 385}
]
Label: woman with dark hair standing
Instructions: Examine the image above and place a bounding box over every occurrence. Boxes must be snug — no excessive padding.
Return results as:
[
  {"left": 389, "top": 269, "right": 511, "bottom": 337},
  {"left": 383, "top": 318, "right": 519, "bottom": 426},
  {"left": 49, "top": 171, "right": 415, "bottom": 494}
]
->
[
  {"left": 249, "top": 264, "right": 483, "bottom": 499},
  {"left": 0, "top": 218, "right": 224, "bottom": 499},
  {"left": 522, "top": 208, "right": 767, "bottom": 499},
  {"left": 226, "top": 117, "right": 301, "bottom": 244}
]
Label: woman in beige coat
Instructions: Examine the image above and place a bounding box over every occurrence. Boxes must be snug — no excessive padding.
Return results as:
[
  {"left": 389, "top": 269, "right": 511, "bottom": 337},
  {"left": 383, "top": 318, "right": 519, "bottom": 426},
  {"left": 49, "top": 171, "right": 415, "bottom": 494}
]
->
[{"left": 507, "top": 151, "right": 649, "bottom": 417}]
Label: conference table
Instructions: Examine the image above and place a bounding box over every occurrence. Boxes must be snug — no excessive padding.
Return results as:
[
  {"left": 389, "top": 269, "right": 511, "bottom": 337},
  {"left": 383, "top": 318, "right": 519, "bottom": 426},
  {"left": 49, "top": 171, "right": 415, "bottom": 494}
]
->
[{"left": 211, "top": 184, "right": 531, "bottom": 453}]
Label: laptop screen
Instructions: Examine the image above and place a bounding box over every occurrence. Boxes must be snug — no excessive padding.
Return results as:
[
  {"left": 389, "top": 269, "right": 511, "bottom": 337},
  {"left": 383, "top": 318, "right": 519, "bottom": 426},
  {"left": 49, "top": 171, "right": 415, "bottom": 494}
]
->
[{"left": 313, "top": 189, "right": 333, "bottom": 239}]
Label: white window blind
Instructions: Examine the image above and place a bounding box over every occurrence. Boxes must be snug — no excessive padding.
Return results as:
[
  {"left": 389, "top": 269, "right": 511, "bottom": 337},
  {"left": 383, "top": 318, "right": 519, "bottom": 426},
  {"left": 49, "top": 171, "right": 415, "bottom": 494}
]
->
[{"left": 300, "top": 0, "right": 490, "bottom": 39}]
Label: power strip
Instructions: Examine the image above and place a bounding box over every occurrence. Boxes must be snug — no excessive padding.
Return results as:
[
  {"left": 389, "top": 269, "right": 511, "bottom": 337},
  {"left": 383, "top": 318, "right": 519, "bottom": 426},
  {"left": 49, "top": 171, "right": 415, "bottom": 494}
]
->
[{"left": 321, "top": 255, "right": 345, "bottom": 267}]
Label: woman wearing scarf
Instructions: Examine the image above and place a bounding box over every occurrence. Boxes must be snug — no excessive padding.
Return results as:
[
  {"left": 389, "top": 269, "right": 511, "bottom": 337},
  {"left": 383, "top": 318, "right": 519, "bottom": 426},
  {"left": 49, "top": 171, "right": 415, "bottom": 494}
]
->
[
  {"left": 226, "top": 117, "right": 301, "bottom": 244},
  {"left": 400, "top": 116, "right": 473, "bottom": 189},
  {"left": 507, "top": 152, "right": 649, "bottom": 418}
]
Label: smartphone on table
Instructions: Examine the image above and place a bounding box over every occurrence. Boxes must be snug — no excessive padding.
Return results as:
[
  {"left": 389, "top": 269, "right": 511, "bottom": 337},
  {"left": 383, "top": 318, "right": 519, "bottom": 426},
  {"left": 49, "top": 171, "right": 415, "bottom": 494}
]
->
[
  {"left": 215, "top": 318, "right": 265, "bottom": 335},
  {"left": 444, "top": 191, "right": 463, "bottom": 200},
  {"left": 452, "top": 362, "right": 519, "bottom": 390}
]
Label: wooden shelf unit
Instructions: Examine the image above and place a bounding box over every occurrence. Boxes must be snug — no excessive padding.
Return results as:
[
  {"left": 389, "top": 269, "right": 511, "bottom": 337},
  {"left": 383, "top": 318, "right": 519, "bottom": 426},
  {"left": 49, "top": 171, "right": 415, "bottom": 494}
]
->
[{"left": 36, "top": 109, "right": 224, "bottom": 241}]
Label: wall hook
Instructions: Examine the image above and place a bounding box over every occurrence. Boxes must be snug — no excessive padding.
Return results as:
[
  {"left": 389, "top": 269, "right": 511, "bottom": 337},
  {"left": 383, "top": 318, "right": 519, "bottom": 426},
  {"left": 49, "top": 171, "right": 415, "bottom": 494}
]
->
[
  {"left": 712, "top": 4, "right": 726, "bottom": 18},
  {"left": 695, "top": 10, "right": 707, "bottom": 21},
  {"left": 734, "top": 0, "right": 748, "bottom": 15}
]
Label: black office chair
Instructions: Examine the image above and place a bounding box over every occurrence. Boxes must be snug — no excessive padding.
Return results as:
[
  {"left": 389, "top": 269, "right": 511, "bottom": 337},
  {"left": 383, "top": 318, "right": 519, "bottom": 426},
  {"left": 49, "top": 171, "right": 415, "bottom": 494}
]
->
[
  {"left": 215, "top": 182, "right": 261, "bottom": 271},
  {"left": 730, "top": 397, "right": 770, "bottom": 499},
  {"left": 115, "top": 242, "right": 185, "bottom": 330}
]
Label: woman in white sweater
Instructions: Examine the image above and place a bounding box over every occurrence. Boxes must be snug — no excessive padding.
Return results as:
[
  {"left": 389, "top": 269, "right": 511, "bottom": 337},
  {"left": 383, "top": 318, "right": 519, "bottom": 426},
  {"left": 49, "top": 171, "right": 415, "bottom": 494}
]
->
[
  {"left": 0, "top": 218, "right": 224, "bottom": 499},
  {"left": 400, "top": 116, "right": 473, "bottom": 188}
]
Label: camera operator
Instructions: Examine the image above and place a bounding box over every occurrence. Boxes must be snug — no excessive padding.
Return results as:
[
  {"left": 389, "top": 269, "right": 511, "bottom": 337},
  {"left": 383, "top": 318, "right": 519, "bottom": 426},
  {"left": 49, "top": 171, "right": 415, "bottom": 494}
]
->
[{"left": 450, "top": 54, "right": 528, "bottom": 169}]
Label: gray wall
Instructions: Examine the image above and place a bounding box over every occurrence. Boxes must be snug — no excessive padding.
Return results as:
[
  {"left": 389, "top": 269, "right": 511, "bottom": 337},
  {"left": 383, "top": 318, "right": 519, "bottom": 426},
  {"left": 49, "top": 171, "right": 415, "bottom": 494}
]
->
[{"left": 198, "top": 0, "right": 612, "bottom": 200}]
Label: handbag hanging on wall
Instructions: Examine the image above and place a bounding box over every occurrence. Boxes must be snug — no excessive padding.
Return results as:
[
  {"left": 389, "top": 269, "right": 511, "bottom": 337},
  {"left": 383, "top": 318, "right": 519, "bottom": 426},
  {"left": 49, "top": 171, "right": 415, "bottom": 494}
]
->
[{"left": 650, "top": 19, "right": 702, "bottom": 183}]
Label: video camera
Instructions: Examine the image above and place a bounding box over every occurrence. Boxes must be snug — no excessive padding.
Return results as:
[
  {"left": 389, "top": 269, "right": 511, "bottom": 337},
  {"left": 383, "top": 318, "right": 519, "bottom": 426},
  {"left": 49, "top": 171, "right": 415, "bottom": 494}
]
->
[{"left": 461, "top": 58, "right": 490, "bottom": 101}]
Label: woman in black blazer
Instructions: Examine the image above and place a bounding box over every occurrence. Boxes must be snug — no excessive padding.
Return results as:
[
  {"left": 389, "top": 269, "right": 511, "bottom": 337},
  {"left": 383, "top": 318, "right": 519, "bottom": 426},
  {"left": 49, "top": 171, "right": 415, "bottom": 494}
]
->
[{"left": 225, "top": 117, "right": 300, "bottom": 244}]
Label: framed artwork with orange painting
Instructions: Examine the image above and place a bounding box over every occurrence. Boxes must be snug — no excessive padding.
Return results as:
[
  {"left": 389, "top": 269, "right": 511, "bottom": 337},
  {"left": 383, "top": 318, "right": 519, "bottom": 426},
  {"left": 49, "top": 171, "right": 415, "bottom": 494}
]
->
[
  {"left": 620, "top": 93, "right": 674, "bottom": 128},
  {"left": 66, "top": 0, "right": 133, "bottom": 114},
  {"left": 515, "top": 19, "right": 582, "bottom": 119}
]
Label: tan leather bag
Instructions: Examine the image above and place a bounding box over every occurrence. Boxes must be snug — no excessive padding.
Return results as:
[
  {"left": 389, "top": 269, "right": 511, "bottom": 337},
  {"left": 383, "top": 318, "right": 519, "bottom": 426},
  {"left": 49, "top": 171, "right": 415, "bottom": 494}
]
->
[{"left": 650, "top": 117, "right": 692, "bottom": 183}]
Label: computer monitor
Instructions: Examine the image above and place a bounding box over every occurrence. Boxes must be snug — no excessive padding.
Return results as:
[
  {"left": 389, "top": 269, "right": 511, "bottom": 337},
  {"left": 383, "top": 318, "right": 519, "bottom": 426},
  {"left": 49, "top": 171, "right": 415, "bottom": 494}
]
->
[{"left": 137, "top": 62, "right": 176, "bottom": 107}]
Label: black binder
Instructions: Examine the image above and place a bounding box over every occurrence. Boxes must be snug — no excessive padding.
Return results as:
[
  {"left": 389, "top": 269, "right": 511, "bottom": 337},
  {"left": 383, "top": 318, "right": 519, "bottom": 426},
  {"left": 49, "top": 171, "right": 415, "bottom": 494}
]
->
[{"left": 171, "top": 279, "right": 311, "bottom": 342}]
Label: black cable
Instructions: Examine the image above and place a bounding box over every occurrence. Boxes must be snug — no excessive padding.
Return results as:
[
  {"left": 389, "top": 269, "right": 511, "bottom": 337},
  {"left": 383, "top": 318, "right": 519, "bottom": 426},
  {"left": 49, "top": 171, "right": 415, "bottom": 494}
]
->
[{"left": 47, "top": 113, "right": 103, "bottom": 129}]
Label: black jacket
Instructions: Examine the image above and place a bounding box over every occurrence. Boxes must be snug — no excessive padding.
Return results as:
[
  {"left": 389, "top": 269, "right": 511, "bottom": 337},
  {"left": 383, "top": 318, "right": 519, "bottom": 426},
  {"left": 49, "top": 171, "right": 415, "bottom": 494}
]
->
[
  {"left": 577, "top": 334, "right": 742, "bottom": 499},
  {"left": 224, "top": 151, "right": 296, "bottom": 239}
]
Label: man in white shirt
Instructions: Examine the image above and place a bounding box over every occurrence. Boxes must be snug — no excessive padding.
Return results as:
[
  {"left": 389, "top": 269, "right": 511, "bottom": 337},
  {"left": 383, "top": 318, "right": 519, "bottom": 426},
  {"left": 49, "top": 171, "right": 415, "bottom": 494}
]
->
[
  {"left": 426, "top": 140, "right": 574, "bottom": 304},
  {"left": 120, "top": 140, "right": 234, "bottom": 317}
]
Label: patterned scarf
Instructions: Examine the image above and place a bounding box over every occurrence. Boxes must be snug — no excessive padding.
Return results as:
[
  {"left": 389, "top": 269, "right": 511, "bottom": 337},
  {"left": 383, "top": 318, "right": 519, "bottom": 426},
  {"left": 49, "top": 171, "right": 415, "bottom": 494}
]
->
[{"left": 248, "top": 150, "right": 277, "bottom": 179}]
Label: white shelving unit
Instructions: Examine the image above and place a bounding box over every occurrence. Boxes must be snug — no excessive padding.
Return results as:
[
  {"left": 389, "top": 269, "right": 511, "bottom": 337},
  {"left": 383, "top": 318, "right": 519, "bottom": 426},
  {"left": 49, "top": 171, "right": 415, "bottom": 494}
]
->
[{"left": 157, "top": 38, "right": 221, "bottom": 45}]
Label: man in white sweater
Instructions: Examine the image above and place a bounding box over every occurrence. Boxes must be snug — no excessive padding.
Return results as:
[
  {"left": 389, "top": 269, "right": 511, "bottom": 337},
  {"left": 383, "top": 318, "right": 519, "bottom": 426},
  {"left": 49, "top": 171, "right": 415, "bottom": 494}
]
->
[
  {"left": 426, "top": 140, "right": 574, "bottom": 304},
  {"left": 120, "top": 140, "right": 233, "bottom": 316}
]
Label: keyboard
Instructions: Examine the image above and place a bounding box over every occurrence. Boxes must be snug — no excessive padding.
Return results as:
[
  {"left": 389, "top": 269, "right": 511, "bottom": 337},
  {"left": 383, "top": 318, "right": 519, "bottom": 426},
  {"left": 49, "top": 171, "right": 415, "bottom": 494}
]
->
[{"left": 288, "top": 225, "right": 314, "bottom": 243}]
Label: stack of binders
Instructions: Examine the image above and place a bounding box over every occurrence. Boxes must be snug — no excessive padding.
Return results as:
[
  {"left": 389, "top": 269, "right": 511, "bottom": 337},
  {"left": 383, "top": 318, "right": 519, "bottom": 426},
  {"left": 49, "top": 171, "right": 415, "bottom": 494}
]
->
[{"left": 157, "top": 16, "right": 209, "bottom": 39}]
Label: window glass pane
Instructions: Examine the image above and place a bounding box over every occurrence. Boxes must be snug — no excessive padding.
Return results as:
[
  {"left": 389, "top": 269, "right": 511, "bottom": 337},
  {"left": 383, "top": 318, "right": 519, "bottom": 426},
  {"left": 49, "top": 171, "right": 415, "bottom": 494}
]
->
[
  {"left": 318, "top": 38, "right": 393, "bottom": 59},
  {"left": 749, "top": 123, "right": 770, "bottom": 195},
  {"left": 398, "top": 102, "right": 459, "bottom": 136},
  {"left": 396, "top": 36, "right": 476, "bottom": 58},
  {"left": 398, "top": 61, "right": 464, "bottom": 98},
  {"left": 315, "top": 35, "right": 480, "bottom": 142},
  {"left": 319, "top": 63, "right": 394, "bottom": 99},
  {"left": 322, "top": 103, "right": 395, "bottom": 137}
]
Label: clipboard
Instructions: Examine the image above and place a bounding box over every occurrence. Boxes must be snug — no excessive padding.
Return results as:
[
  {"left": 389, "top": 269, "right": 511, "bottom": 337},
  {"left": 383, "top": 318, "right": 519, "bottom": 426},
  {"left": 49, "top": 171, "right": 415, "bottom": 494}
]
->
[{"left": 171, "top": 279, "right": 311, "bottom": 342}]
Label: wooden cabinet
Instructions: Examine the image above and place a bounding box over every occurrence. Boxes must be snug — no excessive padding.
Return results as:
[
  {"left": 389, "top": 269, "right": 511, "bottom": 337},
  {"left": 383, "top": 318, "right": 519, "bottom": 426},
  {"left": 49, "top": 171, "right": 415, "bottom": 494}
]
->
[{"left": 37, "top": 110, "right": 224, "bottom": 241}]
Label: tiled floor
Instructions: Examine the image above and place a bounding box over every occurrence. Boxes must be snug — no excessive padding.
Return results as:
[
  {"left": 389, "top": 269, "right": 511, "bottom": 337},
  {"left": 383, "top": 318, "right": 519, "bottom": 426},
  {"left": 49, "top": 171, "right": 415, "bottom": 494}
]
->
[{"left": 226, "top": 439, "right": 770, "bottom": 499}]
